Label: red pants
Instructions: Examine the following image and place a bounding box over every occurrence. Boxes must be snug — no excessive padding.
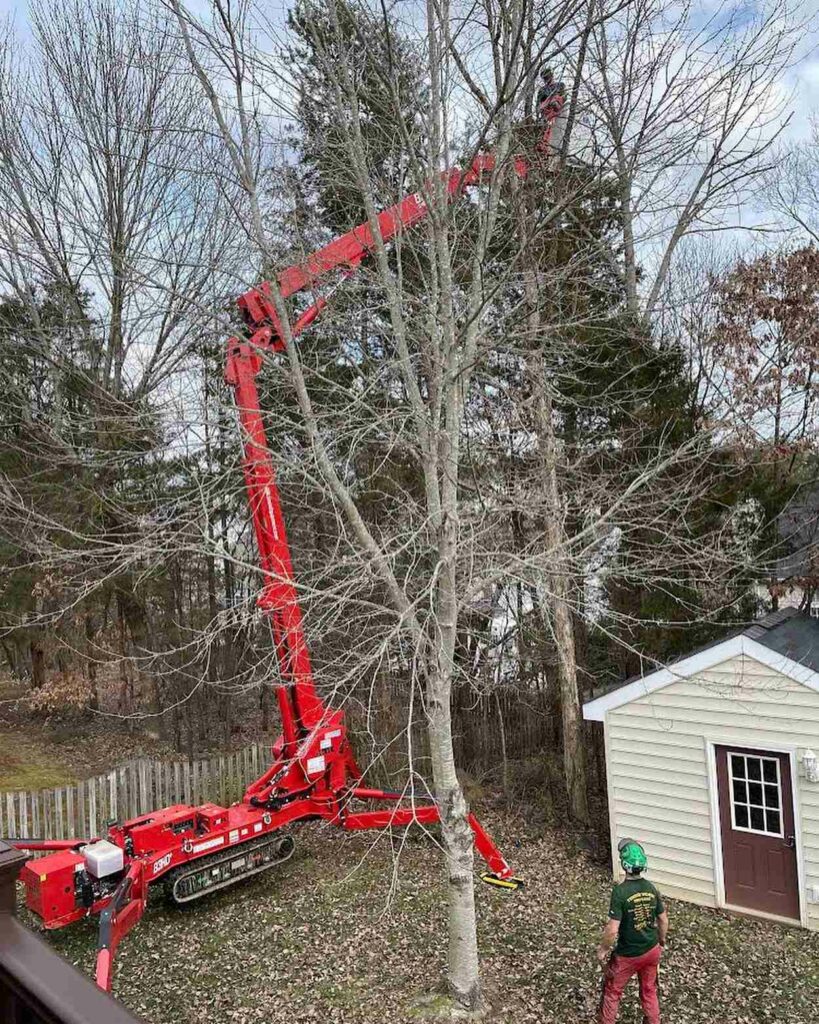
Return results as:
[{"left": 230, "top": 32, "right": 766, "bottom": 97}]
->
[{"left": 598, "top": 944, "right": 661, "bottom": 1024}]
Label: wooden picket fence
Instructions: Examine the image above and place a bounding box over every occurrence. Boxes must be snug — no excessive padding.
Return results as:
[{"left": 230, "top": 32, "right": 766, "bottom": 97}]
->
[
  {"left": 0, "top": 684, "right": 556, "bottom": 843},
  {"left": 0, "top": 742, "right": 267, "bottom": 841}
]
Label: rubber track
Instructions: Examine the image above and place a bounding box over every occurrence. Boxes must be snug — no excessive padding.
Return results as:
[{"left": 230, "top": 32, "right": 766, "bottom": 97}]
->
[{"left": 163, "top": 832, "right": 295, "bottom": 905}]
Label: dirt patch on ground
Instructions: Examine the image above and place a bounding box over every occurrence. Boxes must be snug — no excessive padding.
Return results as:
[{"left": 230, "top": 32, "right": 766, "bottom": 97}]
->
[
  {"left": 0, "top": 723, "right": 182, "bottom": 791},
  {"left": 20, "top": 811, "right": 819, "bottom": 1024},
  {"left": 0, "top": 673, "right": 265, "bottom": 792},
  {"left": 0, "top": 734, "right": 79, "bottom": 790}
]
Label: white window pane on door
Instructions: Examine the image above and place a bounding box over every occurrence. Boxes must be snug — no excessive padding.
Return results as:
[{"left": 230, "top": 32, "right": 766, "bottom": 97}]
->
[
  {"left": 764, "top": 784, "right": 779, "bottom": 810},
  {"left": 727, "top": 752, "right": 784, "bottom": 837}
]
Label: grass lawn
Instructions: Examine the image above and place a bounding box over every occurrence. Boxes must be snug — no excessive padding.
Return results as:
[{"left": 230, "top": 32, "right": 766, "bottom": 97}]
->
[
  {"left": 22, "top": 812, "right": 819, "bottom": 1023},
  {"left": 0, "top": 679, "right": 75, "bottom": 789},
  {"left": 0, "top": 734, "right": 78, "bottom": 790},
  {"left": 0, "top": 675, "right": 178, "bottom": 791},
  {"left": 0, "top": 727, "right": 182, "bottom": 792}
]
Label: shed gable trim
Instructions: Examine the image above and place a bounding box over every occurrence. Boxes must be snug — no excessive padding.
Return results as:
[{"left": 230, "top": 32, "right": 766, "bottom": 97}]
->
[{"left": 582, "top": 635, "right": 819, "bottom": 721}]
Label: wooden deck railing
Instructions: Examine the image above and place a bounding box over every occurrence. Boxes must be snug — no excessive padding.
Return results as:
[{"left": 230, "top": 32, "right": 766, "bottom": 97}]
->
[{"left": 0, "top": 840, "right": 144, "bottom": 1024}]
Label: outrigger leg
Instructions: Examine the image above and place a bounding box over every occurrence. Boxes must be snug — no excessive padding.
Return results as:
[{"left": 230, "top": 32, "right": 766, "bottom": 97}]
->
[{"left": 341, "top": 787, "right": 524, "bottom": 890}]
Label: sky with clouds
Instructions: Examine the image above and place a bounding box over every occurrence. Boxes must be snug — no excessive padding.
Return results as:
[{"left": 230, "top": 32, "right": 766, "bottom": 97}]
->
[
  {"left": 2, "top": 0, "right": 818, "bottom": 138},
  {"left": 792, "top": 41, "right": 819, "bottom": 138}
]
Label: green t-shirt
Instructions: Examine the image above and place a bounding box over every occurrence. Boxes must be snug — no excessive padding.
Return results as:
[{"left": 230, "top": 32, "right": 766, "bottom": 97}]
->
[{"left": 608, "top": 878, "right": 664, "bottom": 958}]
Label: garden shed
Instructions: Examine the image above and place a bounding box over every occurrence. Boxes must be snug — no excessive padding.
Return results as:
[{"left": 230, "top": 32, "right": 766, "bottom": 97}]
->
[{"left": 583, "top": 609, "right": 819, "bottom": 929}]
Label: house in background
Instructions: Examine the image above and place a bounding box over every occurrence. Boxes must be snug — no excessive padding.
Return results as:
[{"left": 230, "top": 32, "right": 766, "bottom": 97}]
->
[
  {"left": 583, "top": 609, "right": 819, "bottom": 929},
  {"left": 761, "top": 482, "right": 819, "bottom": 617}
]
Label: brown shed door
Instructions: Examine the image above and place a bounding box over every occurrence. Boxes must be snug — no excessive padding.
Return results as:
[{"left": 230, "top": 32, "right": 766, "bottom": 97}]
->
[{"left": 716, "top": 745, "right": 800, "bottom": 921}]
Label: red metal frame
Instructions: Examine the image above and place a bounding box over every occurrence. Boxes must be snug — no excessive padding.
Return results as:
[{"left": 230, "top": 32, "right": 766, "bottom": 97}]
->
[
  {"left": 9, "top": 109, "right": 566, "bottom": 992},
  {"left": 234, "top": 104, "right": 563, "bottom": 356}
]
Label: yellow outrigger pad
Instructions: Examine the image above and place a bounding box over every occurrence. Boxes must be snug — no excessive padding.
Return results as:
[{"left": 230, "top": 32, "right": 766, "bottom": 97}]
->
[{"left": 480, "top": 871, "right": 525, "bottom": 891}]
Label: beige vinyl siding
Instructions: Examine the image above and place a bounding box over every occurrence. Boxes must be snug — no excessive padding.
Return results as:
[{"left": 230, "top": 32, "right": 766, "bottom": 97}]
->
[{"left": 605, "top": 651, "right": 819, "bottom": 929}]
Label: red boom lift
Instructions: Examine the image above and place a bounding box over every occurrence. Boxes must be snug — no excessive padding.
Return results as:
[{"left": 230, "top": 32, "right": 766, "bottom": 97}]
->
[{"left": 8, "top": 98, "right": 564, "bottom": 993}]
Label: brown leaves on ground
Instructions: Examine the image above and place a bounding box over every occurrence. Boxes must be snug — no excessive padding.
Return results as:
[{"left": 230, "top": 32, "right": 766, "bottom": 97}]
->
[{"left": 26, "top": 811, "right": 819, "bottom": 1023}]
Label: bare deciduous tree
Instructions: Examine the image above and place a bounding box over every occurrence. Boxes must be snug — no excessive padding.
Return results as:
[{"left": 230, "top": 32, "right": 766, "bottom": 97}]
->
[
  {"left": 583, "top": 0, "right": 800, "bottom": 324},
  {"left": 165, "top": 0, "right": 612, "bottom": 1005}
]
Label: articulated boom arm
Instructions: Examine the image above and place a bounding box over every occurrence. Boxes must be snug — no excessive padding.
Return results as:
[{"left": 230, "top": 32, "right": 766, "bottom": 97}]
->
[
  {"left": 235, "top": 101, "right": 564, "bottom": 357},
  {"left": 225, "top": 115, "right": 564, "bottom": 864},
  {"left": 7, "top": 114, "right": 546, "bottom": 1002},
  {"left": 225, "top": 340, "right": 325, "bottom": 743},
  {"left": 226, "top": 106, "right": 563, "bottom": 747}
]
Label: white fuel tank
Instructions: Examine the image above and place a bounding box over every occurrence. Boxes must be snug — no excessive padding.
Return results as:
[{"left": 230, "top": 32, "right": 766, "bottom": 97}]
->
[{"left": 83, "top": 839, "right": 125, "bottom": 878}]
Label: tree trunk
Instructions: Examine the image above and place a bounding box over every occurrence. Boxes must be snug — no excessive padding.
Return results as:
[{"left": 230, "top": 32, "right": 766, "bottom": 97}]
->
[
  {"left": 620, "top": 178, "right": 639, "bottom": 318},
  {"left": 514, "top": 173, "right": 589, "bottom": 825},
  {"left": 260, "top": 681, "right": 270, "bottom": 734},
  {"left": 29, "top": 640, "right": 45, "bottom": 689},
  {"left": 495, "top": 689, "right": 509, "bottom": 803},
  {"left": 532, "top": 359, "right": 590, "bottom": 825},
  {"left": 1, "top": 641, "right": 21, "bottom": 678},
  {"left": 427, "top": 670, "right": 481, "bottom": 1011},
  {"left": 85, "top": 613, "right": 99, "bottom": 711}
]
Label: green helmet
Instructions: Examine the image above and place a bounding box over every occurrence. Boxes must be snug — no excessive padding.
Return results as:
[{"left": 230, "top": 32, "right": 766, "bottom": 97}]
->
[{"left": 618, "top": 838, "right": 647, "bottom": 875}]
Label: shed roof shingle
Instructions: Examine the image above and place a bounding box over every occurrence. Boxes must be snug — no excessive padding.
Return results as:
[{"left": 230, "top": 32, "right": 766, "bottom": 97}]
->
[
  {"left": 590, "top": 609, "right": 819, "bottom": 704},
  {"left": 744, "top": 607, "right": 819, "bottom": 674},
  {"left": 583, "top": 610, "right": 819, "bottom": 718}
]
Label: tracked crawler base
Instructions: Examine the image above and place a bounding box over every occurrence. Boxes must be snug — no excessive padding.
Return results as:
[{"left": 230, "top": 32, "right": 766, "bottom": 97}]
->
[{"left": 164, "top": 833, "right": 295, "bottom": 905}]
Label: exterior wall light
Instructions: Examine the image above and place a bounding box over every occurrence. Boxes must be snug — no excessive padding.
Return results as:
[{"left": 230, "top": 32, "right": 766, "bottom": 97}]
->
[{"left": 803, "top": 749, "right": 819, "bottom": 783}]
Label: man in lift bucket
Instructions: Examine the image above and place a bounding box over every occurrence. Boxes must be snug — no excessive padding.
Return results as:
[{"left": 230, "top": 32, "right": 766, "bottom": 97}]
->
[
  {"left": 596, "top": 839, "right": 668, "bottom": 1024},
  {"left": 537, "top": 66, "right": 565, "bottom": 121}
]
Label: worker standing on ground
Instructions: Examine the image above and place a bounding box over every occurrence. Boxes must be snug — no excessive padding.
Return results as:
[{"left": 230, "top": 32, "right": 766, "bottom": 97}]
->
[{"left": 596, "top": 839, "right": 668, "bottom": 1024}]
